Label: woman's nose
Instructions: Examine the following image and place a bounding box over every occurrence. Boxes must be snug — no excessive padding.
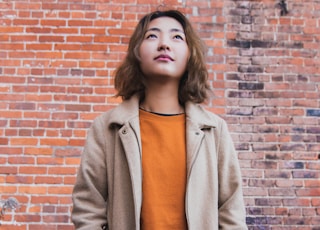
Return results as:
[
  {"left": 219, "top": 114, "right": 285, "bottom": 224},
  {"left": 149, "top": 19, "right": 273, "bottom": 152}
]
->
[{"left": 157, "top": 38, "right": 170, "bottom": 51}]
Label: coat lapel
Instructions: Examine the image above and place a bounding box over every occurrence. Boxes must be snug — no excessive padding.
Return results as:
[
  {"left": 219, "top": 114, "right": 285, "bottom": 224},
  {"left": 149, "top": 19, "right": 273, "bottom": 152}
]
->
[
  {"left": 185, "top": 102, "right": 217, "bottom": 175},
  {"left": 109, "top": 95, "right": 142, "bottom": 229},
  {"left": 118, "top": 120, "right": 142, "bottom": 230},
  {"left": 185, "top": 119, "right": 204, "bottom": 175}
]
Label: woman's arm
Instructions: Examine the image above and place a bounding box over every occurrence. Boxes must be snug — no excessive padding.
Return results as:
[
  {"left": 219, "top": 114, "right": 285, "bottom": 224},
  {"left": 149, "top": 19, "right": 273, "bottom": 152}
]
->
[
  {"left": 72, "top": 116, "right": 109, "bottom": 229},
  {"left": 217, "top": 120, "right": 247, "bottom": 229}
]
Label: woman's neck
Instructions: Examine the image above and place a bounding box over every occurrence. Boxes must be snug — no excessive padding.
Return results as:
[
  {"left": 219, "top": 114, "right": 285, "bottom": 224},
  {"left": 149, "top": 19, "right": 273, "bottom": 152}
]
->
[{"left": 140, "top": 84, "right": 184, "bottom": 115}]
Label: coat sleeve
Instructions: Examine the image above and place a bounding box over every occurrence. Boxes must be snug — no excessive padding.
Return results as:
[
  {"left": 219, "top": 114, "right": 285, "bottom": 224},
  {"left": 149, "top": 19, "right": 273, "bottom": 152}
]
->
[
  {"left": 71, "top": 116, "right": 109, "bottom": 230},
  {"left": 217, "top": 119, "right": 247, "bottom": 229}
]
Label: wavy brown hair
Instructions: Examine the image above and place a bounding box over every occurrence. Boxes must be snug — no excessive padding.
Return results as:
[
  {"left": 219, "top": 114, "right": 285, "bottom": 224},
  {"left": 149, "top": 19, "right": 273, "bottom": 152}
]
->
[{"left": 114, "top": 10, "right": 211, "bottom": 104}]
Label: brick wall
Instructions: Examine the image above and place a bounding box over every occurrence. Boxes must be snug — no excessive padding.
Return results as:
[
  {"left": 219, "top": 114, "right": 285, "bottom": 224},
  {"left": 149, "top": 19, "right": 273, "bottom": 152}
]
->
[{"left": 0, "top": 0, "right": 319, "bottom": 229}]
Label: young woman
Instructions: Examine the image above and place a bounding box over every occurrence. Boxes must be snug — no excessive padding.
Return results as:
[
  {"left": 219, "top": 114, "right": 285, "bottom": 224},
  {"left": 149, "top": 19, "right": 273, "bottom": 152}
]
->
[{"left": 72, "top": 10, "right": 247, "bottom": 230}]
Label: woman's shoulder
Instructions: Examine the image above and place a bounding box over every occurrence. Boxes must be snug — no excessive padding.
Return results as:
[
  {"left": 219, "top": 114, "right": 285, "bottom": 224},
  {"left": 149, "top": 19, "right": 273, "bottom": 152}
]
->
[
  {"left": 186, "top": 102, "right": 227, "bottom": 127},
  {"left": 92, "top": 97, "right": 140, "bottom": 127}
]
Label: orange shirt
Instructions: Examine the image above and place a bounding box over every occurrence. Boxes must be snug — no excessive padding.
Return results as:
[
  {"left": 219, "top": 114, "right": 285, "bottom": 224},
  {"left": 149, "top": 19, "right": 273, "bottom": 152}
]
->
[{"left": 139, "top": 109, "right": 188, "bottom": 230}]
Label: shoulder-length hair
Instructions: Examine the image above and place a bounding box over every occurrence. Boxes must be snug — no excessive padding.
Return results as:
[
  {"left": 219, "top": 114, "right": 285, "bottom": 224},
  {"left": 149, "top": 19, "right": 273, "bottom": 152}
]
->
[{"left": 114, "top": 10, "right": 211, "bottom": 104}]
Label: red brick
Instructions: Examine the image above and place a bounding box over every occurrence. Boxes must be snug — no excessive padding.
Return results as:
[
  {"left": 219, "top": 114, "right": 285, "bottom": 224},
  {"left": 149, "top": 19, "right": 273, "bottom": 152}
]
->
[
  {"left": 35, "top": 176, "right": 63, "bottom": 184},
  {"left": 81, "top": 28, "right": 105, "bottom": 34},
  {"left": 39, "top": 36, "right": 65, "bottom": 42},
  {"left": 52, "top": 28, "right": 78, "bottom": 34},
  {"left": 66, "top": 36, "right": 92, "bottom": 43},
  {"left": 40, "top": 138, "right": 68, "bottom": 146},
  {"left": 42, "top": 3, "right": 68, "bottom": 10},
  {"left": 68, "top": 20, "right": 92, "bottom": 27},
  {"left": 40, "top": 20, "right": 66, "bottom": 27},
  {"left": 0, "top": 138, "right": 9, "bottom": 145},
  {"left": 0, "top": 1, "right": 319, "bottom": 229},
  {"left": 26, "top": 44, "right": 52, "bottom": 50},
  {"left": 48, "top": 186, "right": 73, "bottom": 194},
  {"left": 13, "top": 19, "right": 39, "bottom": 25},
  {"left": 31, "top": 196, "right": 59, "bottom": 204},
  {"left": 19, "top": 166, "right": 47, "bottom": 175}
]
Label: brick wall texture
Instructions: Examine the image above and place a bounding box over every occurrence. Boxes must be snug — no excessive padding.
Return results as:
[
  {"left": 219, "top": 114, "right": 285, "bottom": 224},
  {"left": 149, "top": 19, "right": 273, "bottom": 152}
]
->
[{"left": 0, "top": 0, "right": 319, "bottom": 229}]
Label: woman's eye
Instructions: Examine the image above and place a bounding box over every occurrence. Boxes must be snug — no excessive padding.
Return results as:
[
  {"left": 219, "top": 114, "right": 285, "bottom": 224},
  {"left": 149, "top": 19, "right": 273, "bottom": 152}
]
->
[
  {"left": 173, "top": 34, "right": 184, "bottom": 40},
  {"left": 146, "top": 34, "right": 157, "bottom": 39}
]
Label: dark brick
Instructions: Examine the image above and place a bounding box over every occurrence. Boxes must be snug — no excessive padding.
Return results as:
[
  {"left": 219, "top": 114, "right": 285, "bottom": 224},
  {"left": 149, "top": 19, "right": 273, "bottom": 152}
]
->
[
  {"left": 252, "top": 161, "right": 278, "bottom": 169},
  {"left": 251, "top": 40, "right": 274, "bottom": 48},
  {"left": 294, "top": 162, "right": 304, "bottom": 169},
  {"left": 257, "top": 126, "right": 279, "bottom": 133},
  {"left": 293, "top": 171, "right": 318, "bottom": 178},
  {"left": 297, "top": 74, "right": 309, "bottom": 82},
  {"left": 237, "top": 2, "right": 250, "bottom": 9},
  {"left": 254, "top": 91, "right": 281, "bottom": 98},
  {"left": 284, "top": 217, "right": 307, "bottom": 225},
  {"left": 253, "top": 108, "right": 278, "bottom": 116},
  {"left": 306, "top": 127, "right": 320, "bottom": 134},
  {"left": 229, "top": 8, "right": 250, "bottom": 16},
  {"left": 239, "top": 82, "right": 264, "bottom": 90},
  {"left": 283, "top": 161, "right": 304, "bottom": 169},
  {"left": 71, "top": 69, "right": 82, "bottom": 76},
  {"left": 306, "top": 109, "right": 320, "bottom": 117},
  {"left": 266, "top": 153, "right": 292, "bottom": 160},
  {"left": 238, "top": 66, "right": 264, "bottom": 73},
  {"left": 227, "top": 39, "right": 251, "bottom": 48},
  {"left": 266, "top": 154, "right": 279, "bottom": 160},
  {"left": 247, "top": 207, "right": 262, "bottom": 215},
  {"left": 272, "top": 76, "right": 283, "bottom": 81},
  {"left": 291, "top": 135, "right": 308, "bottom": 142},
  {"left": 241, "top": 15, "right": 253, "bottom": 24},
  {"left": 227, "top": 107, "right": 253, "bottom": 116},
  {"left": 252, "top": 144, "right": 278, "bottom": 151},
  {"left": 255, "top": 198, "right": 282, "bottom": 206},
  {"left": 265, "top": 171, "right": 291, "bottom": 178},
  {"left": 292, "top": 127, "right": 306, "bottom": 133},
  {"left": 246, "top": 216, "right": 267, "bottom": 225},
  {"left": 280, "top": 144, "right": 305, "bottom": 151},
  {"left": 249, "top": 179, "right": 275, "bottom": 187},
  {"left": 279, "top": 41, "right": 304, "bottom": 49},
  {"left": 227, "top": 91, "right": 253, "bottom": 98},
  {"left": 235, "top": 143, "right": 250, "bottom": 151},
  {"left": 226, "top": 73, "right": 241, "bottom": 80}
]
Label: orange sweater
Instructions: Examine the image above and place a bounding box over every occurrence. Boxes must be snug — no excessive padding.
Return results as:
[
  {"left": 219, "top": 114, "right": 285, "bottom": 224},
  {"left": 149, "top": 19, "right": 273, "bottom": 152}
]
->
[{"left": 139, "top": 109, "right": 188, "bottom": 230}]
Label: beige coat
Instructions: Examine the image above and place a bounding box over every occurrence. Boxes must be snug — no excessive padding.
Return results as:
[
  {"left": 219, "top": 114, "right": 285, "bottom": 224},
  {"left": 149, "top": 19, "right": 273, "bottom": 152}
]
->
[{"left": 72, "top": 95, "right": 247, "bottom": 230}]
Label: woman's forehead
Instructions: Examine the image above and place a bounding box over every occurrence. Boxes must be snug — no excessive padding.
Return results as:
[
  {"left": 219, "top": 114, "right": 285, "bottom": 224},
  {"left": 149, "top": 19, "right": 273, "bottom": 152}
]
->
[{"left": 146, "top": 16, "right": 185, "bottom": 32}]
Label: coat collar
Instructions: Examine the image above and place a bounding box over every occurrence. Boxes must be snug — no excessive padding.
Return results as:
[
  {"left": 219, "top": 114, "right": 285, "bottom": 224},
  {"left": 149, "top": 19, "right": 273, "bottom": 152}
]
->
[
  {"left": 108, "top": 95, "right": 218, "bottom": 129},
  {"left": 108, "top": 95, "right": 140, "bottom": 126}
]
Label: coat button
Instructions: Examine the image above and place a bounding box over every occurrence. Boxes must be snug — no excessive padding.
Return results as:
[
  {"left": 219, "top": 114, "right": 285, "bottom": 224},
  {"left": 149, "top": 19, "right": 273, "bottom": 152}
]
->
[
  {"left": 195, "top": 132, "right": 199, "bottom": 135},
  {"left": 101, "top": 224, "right": 108, "bottom": 230},
  {"left": 122, "top": 129, "right": 127, "bottom": 134}
]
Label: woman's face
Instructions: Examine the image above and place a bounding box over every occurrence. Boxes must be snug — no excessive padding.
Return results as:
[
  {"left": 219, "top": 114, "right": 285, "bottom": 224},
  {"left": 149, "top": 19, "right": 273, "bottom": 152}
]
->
[{"left": 139, "top": 16, "right": 189, "bottom": 82}]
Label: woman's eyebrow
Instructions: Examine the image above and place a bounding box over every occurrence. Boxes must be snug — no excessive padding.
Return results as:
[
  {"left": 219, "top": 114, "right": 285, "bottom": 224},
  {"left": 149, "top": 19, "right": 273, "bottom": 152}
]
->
[
  {"left": 170, "top": 28, "right": 185, "bottom": 33},
  {"left": 146, "top": 27, "right": 185, "bottom": 33}
]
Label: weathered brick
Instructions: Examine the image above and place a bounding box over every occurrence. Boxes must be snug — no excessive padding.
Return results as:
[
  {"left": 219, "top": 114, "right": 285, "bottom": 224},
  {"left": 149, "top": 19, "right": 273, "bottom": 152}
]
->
[
  {"left": 227, "top": 39, "right": 251, "bottom": 48},
  {"left": 0, "top": 0, "right": 319, "bottom": 229},
  {"left": 239, "top": 82, "right": 264, "bottom": 90},
  {"left": 307, "top": 109, "right": 320, "bottom": 117}
]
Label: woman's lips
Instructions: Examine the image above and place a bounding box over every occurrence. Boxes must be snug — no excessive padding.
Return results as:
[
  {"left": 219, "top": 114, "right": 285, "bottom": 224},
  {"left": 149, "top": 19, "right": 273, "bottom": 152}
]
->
[{"left": 154, "top": 54, "right": 174, "bottom": 61}]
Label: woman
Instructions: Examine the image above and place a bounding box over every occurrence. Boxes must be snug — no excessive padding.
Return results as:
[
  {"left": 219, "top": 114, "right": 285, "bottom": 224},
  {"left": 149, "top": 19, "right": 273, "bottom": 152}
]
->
[{"left": 72, "top": 9, "right": 247, "bottom": 230}]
